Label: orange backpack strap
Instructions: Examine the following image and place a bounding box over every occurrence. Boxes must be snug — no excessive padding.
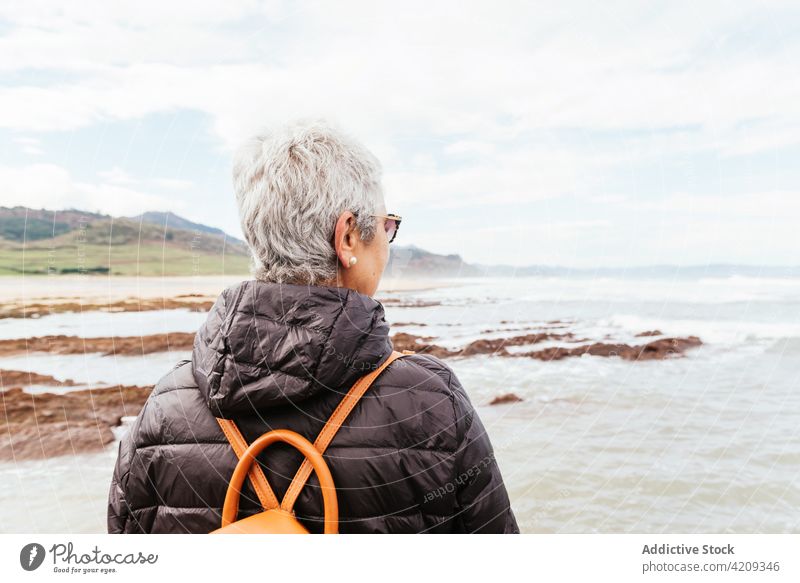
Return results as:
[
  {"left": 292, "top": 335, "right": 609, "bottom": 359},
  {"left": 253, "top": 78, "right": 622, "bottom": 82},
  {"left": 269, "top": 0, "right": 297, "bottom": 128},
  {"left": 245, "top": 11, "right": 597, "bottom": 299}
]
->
[
  {"left": 215, "top": 349, "right": 415, "bottom": 515},
  {"left": 280, "top": 349, "right": 413, "bottom": 512},
  {"left": 216, "top": 417, "right": 280, "bottom": 510}
]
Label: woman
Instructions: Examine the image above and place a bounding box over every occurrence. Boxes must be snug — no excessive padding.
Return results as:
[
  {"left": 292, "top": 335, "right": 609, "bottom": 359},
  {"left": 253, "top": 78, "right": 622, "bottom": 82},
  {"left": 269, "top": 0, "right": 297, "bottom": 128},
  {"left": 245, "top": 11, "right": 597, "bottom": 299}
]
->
[{"left": 107, "top": 119, "right": 519, "bottom": 534}]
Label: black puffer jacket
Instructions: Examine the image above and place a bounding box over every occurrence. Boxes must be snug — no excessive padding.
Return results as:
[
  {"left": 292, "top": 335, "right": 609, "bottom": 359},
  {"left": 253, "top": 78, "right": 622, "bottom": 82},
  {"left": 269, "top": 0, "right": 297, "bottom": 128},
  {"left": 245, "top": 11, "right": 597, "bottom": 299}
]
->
[{"left": 107, "top": 279, "right": 518, "bottom": 533}]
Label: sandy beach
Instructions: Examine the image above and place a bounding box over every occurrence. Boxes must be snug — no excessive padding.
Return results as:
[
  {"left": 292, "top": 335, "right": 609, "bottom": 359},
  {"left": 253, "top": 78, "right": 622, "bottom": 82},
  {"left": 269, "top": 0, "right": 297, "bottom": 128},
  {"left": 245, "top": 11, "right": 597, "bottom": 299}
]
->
[
  {"left": 0, "top": 275, "right": 463, "bottom": 320},
  {"left": 0, "top": 274, "right": 456, "bottom": 305}
]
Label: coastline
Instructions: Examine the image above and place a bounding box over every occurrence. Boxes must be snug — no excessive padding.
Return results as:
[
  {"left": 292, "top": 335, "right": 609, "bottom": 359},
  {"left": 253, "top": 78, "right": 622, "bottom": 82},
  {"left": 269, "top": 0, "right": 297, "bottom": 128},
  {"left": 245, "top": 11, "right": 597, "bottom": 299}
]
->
[
  {"left": 0, "top": 274, "right": 457, "bottom": 306},
  {"left": 0, "top": 274, "right": 793, "bottom": 535}
]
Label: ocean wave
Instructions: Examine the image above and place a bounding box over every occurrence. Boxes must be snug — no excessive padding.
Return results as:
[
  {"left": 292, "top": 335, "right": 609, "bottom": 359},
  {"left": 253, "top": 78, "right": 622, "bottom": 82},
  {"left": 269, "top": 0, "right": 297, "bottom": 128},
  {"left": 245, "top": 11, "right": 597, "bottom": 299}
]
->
[
  {"left": 425, "top": 276, "right": 800, "bottom": 304},
  {"left": 601, "top": 314, "right": 800, "bottom": 345},
  {"left": 764, "top": 336, "right": 800, "bottom": 355}
]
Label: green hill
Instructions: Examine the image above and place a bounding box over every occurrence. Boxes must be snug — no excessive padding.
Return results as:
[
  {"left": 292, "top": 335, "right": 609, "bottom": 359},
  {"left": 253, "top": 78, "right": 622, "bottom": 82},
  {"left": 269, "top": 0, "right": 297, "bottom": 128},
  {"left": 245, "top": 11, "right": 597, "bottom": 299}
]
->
[
  {"left": 0, "top": 207, "right": 251, "bottom": 276},
  {"left": 128, "top": 211, "right": 245, "bottom": 243},
  {"left": 0, "top": 206, "right": 484, "bottom": 278}
]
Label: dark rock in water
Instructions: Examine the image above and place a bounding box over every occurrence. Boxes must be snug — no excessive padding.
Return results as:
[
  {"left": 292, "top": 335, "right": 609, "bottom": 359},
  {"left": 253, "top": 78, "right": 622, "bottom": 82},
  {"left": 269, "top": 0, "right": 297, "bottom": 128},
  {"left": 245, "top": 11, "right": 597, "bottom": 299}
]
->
[
  {"left": 489, "top": 393, "right": 523, "bottom": 405},
  {"left": 391, "top": 330, "right": 701, "bottom": 361},
  {"left": 461, "top": 332, "right": 576, "bottom": 356},
  {"left": 635, "top": 330, "right": 664, "bottom": 337},
  {"left": 519, "top": 336, "right": 703, "bottom": 361},
  {"left": 380, "top": 298, "right": 442, "bottom": 308},
  {"left": 460, "top": 338, "right": 510, "bottom": 356},
  {"left": 0, "top": 297, "right": 214, "bottom": 320},
  {"left": 635, "top": 336, "right": 702, "bottom": 359},
  {"left": 391, "top": 331, "right": 577, "bottom": 358},
  {"left": 0, "top": 385, "right": 152, "bottom": 461},
  {"left": 0, "top": 332, "right": 196, "bottom": 356},
  {"left": 0, "top": 369, "right": 76, "bottom": 387},
  {"left": 2, "top": 421, "right": 118, "bottom": 460},
  {"left": 390, "top": 332, "right": 454, "bottom": 358}
]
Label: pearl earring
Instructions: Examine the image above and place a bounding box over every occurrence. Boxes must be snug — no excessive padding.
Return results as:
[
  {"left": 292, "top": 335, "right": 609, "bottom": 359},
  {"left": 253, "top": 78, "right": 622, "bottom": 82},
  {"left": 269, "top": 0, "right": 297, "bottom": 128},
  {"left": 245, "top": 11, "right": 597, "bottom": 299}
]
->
[{"left": 349, "top": 256, "right": 358, "bottom": 267}]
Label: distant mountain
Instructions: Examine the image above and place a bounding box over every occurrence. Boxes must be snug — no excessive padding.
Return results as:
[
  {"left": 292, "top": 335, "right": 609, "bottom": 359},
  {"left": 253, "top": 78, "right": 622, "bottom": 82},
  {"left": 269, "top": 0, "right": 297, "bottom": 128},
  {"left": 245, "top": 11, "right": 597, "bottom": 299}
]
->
[
  {"left": 0, "top": 206, "right": 109, "bottom": 242},
  {"left": 127, "top": 211, "right": 245, "bottom": 245},
  {"left": 386, "top": 244, "right": 483, "bottom": 278},
  {"left": 0, "top": 206, "right": 250, "bottom": 276},
  {"left": 388, "top": 249, "right": 800, "bottom": 279},
  {"left": 1, "top": 206, "right": 797, "bottom": 278}
]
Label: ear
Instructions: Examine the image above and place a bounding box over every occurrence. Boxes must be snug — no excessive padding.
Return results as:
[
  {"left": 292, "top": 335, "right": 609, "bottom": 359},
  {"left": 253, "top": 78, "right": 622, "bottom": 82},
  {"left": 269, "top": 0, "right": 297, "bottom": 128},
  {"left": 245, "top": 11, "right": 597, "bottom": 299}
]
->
[{"left": 332, "top": 211, "right": 359, "bottom": 268}]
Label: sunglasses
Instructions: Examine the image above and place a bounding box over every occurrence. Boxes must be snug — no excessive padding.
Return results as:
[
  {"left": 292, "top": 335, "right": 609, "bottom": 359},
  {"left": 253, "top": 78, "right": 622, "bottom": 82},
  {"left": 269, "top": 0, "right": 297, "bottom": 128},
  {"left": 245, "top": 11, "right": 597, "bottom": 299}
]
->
[{"left": 372, "top": 213, "right": 402, "bottom": 243}]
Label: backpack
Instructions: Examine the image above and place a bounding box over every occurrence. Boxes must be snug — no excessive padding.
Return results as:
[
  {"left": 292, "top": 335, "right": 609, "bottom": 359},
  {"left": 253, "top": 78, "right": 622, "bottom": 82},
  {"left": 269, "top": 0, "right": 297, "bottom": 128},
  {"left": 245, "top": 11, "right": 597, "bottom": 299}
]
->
[{"left": 210, "top": 349, "right": 413, "bottom": 534}]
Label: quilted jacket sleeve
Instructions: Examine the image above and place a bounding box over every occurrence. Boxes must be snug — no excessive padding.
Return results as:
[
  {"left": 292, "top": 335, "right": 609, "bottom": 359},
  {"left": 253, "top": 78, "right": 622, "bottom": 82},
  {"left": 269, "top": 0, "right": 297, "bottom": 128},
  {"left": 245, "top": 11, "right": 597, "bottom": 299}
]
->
[
  {"left": 108, "top": 427, "right": 138, "bottom": 533},
  {"left": 449, "top": 371, "right": 520, "bottom": 533},
  {"left": 107, "top": 397, "right": 153, "bottom": 534}
]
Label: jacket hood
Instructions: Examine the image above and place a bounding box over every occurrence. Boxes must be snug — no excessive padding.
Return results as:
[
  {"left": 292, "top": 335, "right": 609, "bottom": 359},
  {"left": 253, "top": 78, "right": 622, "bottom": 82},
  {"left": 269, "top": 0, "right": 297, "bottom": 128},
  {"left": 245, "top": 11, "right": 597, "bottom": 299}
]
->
[{"left": 191, "top": 279, "right": 393, "bottom": 416}]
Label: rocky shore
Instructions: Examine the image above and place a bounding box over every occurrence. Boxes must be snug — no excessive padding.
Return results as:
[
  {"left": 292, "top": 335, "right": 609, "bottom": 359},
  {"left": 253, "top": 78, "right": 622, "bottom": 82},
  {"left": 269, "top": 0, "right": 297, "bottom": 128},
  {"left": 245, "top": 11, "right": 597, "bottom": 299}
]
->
[
  {"left": 0, "top": 333, "right": 196, "bottom": 356},
  {"left": 0, "top": 384, "right": 152, "bottom": 461},
  {"left": 0, "top": 276, "right": 454, "bottom": 319},
  {"left": 0, "top": 324, "right": 704, "bottom": 460},
  {"left": 391, "top": 331, "right": 702, "bottom": 361},
  {"left": 0, "top": 296, "right": 214, "bottom": 320},
  {"left": 0, "top": 328, "right": 701, "bottom": 362},
  {"left": 1, "top": 369, "right": 77, "bottom": 387}
]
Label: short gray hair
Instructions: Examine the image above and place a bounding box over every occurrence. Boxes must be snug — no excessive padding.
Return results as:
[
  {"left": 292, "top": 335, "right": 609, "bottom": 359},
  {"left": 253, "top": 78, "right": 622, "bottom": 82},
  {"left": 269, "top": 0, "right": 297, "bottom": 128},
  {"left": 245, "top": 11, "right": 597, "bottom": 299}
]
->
[{"left": 232, "top": 118, "right": 384, "bottom": 285}]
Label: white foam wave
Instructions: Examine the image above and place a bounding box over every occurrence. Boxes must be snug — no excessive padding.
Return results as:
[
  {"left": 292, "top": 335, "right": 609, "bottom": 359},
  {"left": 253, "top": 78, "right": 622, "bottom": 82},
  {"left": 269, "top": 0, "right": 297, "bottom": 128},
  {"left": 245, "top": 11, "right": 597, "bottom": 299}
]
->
[{"left": 603, "top": 314, "right": 800, "bottom": 345}]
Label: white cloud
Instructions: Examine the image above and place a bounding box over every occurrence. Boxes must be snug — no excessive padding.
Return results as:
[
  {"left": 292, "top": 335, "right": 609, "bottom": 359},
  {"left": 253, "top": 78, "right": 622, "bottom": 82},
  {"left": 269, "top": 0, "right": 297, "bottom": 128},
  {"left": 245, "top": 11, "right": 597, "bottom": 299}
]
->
[
  {"left": 0, "top": 1, "right": 796, "bottom": 156},
  {"left": 13, "top": 136, "right": 44, "bottom": 156},
  {"left": 637, "top": 190, "right": 800, "bottom": 218},
  {"left": 384, "top": 145, "right": 589, "bottom": 208},
  {"left": 150, "top": 177, "right": 194, "bottom": 190},
  {"left": 96, "top": 166, "right": 135, "bottom": 185},
  {"left": 95, "top": 167, "right": 193, "bottom": 192},
  {"left": 413, "top": 218, "right": 614, "bottom": 267},
  {"left": 444, "top": 140, "right": 497, "bottom": 157},
  {"left": 0, "top": 163, "right": 185, "bottom": 216},
  {"left": 0, "top": 1, "right": 798, "bottom": 265}
]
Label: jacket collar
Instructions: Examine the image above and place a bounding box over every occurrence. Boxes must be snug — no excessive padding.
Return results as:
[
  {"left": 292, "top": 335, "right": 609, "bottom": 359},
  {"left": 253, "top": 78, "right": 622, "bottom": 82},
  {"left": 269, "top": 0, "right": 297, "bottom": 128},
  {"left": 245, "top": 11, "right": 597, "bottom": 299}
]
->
[{"left": 191, "top": 279, "right": 393, "bottom": 416}]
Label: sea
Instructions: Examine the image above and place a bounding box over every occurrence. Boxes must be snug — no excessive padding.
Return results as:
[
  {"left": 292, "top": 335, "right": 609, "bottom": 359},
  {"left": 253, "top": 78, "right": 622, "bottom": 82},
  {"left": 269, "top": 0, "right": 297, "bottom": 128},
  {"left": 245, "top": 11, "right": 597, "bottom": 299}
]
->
[{"left": 1, "top": 275, "right": 798, "bottom": 533}]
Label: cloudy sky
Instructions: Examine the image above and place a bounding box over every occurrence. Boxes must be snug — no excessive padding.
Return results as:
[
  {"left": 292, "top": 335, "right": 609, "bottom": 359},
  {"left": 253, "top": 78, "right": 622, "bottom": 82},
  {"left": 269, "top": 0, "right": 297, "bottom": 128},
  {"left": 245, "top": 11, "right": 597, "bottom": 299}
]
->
[{"left": 1, "top": 0, "right": 798, "bottom": 267}]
